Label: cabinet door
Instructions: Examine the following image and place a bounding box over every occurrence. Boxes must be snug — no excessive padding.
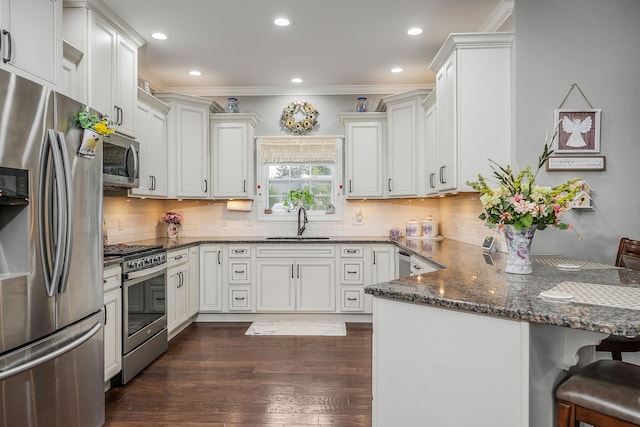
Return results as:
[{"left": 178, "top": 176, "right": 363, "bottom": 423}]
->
[
  {"left": 131, "top": 101, "right": 152, "bottom": 194},
  {"left": 114, "top": 35, "right": 137, "bottom": 137},
  {"left": 371, "top": 245, "right": 396, "bottom": 283},
  {"left": 147, "top": 109, "right": 168, "bottom": 194},
  {"left": 89, "top": 14, "right": 116, "bottom": 120},
  {"left": 167, "top": 263, "right": 188, "bottom": 334},
  {"left": 435, "top": 54, "right": 457, "bottom": 192},
  {"left": 0, "top": 0, "right": 60, "bottom": 87},
  {"left": 103, "top": 287, "right": 121, "bottom": 381},
  {"left": 297, "top": 260, "right": 335, "bottom": 312},
  {"left": 211, "top": 122, "right": 249, "bottom": 198},
  {"left": 424, "top": 95, "right": 438, "bottom": 195},
  {"left": 177, "top": 104, "right": 209, "bottom": 198},
  {"left": 199, "top": 245, "right": 222, "bottom": 311},
  {"left": 345, "top": 121, "right": 384, "bottom": 198},
  {"left": 188, "top": 246, "right": 199, "bottom": 317},
  {"left": 387, "top": 102, "right": 418, "bottom": 197},
  {"left": 256, "top": 260, "right": 295, "bottom": 312}
]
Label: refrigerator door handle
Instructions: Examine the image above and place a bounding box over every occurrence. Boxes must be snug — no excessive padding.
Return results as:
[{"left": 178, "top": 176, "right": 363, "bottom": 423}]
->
[
  {"left": 38, "top": 129, "right": 67, "bottom": 297},
  {"left": 55, "top": 131, "right": 74, "bottom": 294},
  {"left": 0, "top": 322, "right": 101, "bottom": 382}
]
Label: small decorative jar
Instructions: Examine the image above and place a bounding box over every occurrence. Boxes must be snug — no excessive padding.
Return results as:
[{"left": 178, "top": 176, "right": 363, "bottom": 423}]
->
[
  {"left": 355, "top": 97, "right": 370, "bottom": 113},
  {"left": 422, "top": 215, "right": 437, "bottom": 239},
  {"left": 405, "top": 219, "right": 422, "bottom": 237},
  {"left": 224, "top": 97, "right": 239, "bottom": 113}
]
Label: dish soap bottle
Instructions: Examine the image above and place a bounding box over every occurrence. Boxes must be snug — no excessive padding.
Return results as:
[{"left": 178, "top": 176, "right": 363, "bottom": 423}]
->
[
  {"left": 406, "top": 218, "right": 421, "bottom": 237},
  {"left": 422, "top": 215, "right": 437, "bottom": 239}
]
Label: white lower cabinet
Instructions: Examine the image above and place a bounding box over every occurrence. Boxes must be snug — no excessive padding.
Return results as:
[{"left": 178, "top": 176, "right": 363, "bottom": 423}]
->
[
  {"left": 167, "top": 248, "right": 190, "bottom": 338},
  {"left": 255, "top": 245, "right": 336, "bottom": 313},
  {"left": 199, "top": 245, "right": 223, "bottom": 312},
  {"left": 188, "top": 246, "right": 199, "bottom": 317},
  {"left": 103, "top": 264, "right": 122, "bottom": 382},
  {"left": 410, "top": 255, "right": 438, "bottom": 276},
  {"left": 224, "top": 244, "right": 254, "bottom": 312},
  {"left": 256, "top": 260, "right": 296, "bottom": 312}
]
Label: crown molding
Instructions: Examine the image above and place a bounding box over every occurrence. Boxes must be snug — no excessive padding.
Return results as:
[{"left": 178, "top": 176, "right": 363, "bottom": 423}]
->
[
  {"left": 158, "top": 84, "right": 434, "bottom": 97},
  {"left": 480, "top": 0, "right": 514, "bottom": 32}
]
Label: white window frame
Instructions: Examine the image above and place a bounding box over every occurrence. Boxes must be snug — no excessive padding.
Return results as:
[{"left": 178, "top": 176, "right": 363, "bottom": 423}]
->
[{"left": 256, "top": 136, "right": 343, "bottom": 222}]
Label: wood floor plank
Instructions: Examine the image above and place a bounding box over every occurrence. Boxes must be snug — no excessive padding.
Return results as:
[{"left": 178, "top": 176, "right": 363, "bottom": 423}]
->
[{"left": 105, "top": 322, "right": 372, "bottom": 426}]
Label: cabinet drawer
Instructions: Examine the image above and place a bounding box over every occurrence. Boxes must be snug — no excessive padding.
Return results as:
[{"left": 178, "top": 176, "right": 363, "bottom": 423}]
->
[
  {"left": 340, "top": 245, "right": 364, "bottom": 258},
  {"left": 228, "top": 288, "right": 251, "bottom": 311},
  {"left": 228, "top": 260, "right": 251, "bottom": 284},
  {"left": 340, "top": 288, "right": 364, "bottom": 312},
  {"left": 341, "top": 260, "right": 364, "bottom": 284},
  {"left": 228, "top": 245, "right": 251, "bottom": 258},
  {"left": 256, "top": 244, "right": 335, "bottom": 258},
  {"left": 167, "top": 248, "right": 189, "bottom": 267},
  {"left": 103, "top": 265, "right": 121, "bottom": 292}
]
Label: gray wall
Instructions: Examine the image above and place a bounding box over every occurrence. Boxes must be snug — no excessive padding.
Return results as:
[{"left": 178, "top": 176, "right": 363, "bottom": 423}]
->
[{"left": 515, "top": 0, "right": 640, "bottom": 263}]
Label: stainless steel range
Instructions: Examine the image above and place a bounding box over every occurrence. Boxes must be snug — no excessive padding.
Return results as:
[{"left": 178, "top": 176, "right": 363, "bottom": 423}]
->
[{"left": 104, "top": 245, "right": 168, "bottom": 385}]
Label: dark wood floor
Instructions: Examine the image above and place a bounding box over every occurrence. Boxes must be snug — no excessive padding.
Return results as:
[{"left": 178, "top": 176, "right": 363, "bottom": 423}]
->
[{"left": 104, "top": 322, "right": 373, "bottom": 426}]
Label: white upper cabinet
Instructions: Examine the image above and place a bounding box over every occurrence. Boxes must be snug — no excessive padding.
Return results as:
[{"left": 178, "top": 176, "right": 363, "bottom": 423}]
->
[
  {"left": 63, "top": 1, "right": 143, "bottom": 134},
  {"left": 340, "top": 113, "right": 386, "bottom": 199},
  {"left": 429, "top": 32, "right": 514, "bottom": 194},
  {"left": 156, "top": 92, "right": 212, "bottom": 199},
  {"left": 380, "top": 89, "right": 430, "bottom": 198},
  {"left": 89, "top": 13, "right": 137, "bottom": 136},
  {"left": 423, "top": 92, "right": 438, "bottom": 195},
  {"left": 130, "top": 89, "right": 169, "bottom": 197},
  {"left": 0, "top": 0, "right": 61, "bottom": 88},
  {"left": 210, "top": 113, "right": 259, "bottom": 199}
]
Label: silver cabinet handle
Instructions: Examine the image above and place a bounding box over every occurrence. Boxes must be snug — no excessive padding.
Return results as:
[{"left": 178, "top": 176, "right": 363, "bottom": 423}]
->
[
  {"left": 347, "top": 270, "right": 357, "bottom": 274},
  {"left": 388, "top": 178, "right": 392, "bottom": 192},
  {"left": 429, "top": 173, "right": 435, "bottom": 189},
  {"left": 2, "top": 30, "right": 12, "bottom": 63}
]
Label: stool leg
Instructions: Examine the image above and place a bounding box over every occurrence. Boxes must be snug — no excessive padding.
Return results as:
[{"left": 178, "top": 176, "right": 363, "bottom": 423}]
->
[{"left": 557, "top": 400, "right": 577, "bottom": 427}]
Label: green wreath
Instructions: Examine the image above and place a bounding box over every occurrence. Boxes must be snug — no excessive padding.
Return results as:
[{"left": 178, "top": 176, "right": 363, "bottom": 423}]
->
[{"left": 280, "top": 100, "right": 319, "bottom": 134}]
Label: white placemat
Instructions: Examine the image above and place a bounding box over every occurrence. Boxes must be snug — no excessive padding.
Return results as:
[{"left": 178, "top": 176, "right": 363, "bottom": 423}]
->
[
  {"left": 540, "top": 281, "right": 640, "bottom": 310},
  {"left": 245, "top": 320, "right": 347, "bottom": 336},
  {"left": 533, "top": 257, "right": 615, "bottom": 270}
]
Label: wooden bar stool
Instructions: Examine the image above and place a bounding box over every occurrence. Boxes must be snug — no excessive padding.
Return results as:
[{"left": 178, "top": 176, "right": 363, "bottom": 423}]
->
[
  {"left": 596, "top": 238, "right": 640, "bottom": 360},
  {"left": 556, "top": 360, "right": 640, "bottom": 426}
]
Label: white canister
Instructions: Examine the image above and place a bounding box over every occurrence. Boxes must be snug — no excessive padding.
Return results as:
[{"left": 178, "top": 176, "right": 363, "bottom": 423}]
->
[
  {"left": 422, "top": 215, "right": 437, "bottom": 239},
  {"left": 406, "top": 219, "right": 422, "bottom": 237}
]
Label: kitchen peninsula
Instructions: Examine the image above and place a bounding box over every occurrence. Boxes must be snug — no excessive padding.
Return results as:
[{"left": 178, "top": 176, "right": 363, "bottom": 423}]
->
[{"left": 365, "top": 239, "right": 640, "bottom": 427}]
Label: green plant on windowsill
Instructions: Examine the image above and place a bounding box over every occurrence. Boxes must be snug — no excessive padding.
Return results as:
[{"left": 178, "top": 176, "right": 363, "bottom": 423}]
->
[{"left": 283, "top": 189, "right": 315, "bottom": 211}]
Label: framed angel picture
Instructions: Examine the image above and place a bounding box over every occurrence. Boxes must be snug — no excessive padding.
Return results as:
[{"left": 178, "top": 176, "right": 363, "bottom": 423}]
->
[{"left": 554, "top": 108, "right": 601, "bottom": 153}]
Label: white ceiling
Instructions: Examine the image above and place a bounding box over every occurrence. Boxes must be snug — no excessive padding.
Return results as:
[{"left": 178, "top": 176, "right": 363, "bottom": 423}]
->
[{"left": 100, "top": 0, "right": 511, "bottom": 96}]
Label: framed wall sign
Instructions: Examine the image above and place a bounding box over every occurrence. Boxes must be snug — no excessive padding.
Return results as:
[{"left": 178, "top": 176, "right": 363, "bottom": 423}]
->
[
  {"left": 546, "top": 155, "right": 606, "bottom": 171},
  {"left": 554, "top": 108, "right": 601, "bottom": 153}
]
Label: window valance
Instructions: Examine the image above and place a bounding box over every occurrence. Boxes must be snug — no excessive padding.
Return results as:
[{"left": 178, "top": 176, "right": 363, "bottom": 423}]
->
[{"left": 257, "top": 136, "right": 337, "bottom": 163}]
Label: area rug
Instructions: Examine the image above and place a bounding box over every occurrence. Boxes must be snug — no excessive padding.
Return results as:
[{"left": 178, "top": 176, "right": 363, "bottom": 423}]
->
[{"left": 245, "top": 320, "right": 346, "bottom": 336}]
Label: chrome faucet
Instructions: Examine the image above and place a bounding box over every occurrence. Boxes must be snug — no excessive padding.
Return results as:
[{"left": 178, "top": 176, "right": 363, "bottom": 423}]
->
[{"left": 297, "top": 206, "right": 308, "bottom": 236}]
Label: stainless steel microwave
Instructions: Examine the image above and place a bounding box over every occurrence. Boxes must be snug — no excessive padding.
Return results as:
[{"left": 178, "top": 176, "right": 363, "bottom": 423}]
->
[{"left": 103, "top": 133, "right": 139, "bottom": 188}]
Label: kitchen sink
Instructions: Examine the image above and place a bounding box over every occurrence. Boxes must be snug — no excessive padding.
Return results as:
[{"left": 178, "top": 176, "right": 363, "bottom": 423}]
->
[{"left": 265, "top": 236, "right": 331, "bottom": 240}]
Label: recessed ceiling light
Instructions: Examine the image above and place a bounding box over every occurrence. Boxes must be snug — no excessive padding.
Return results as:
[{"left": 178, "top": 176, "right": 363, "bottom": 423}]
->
[
  {"left": 274, "top": 17, "right": 292, "bottom": 27},
  {"left": 151, "top": 32, "right": 168, "bottom": 40},
  {"left": 189, "top": 70, "right": 202, "bottom": 76},
  {"left": 391, "top": 67, "right": 403, "bottom": 73},
  {"left": 407, "top": 27, "right": 423, "bottom": 36},
  {"left": 291, "top": 77, "right": 303, "bottom": 83}
]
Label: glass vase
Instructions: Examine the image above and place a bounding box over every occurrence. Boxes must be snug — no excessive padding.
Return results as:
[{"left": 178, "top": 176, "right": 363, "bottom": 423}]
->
[{"left": 502, "top": 224, "right": 537, "bottom": 274}]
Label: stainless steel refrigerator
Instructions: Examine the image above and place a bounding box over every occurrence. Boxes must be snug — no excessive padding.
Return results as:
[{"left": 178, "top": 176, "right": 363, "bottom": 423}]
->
[{"left": 0, "top": 69, "right": 104, "bottom": 426}]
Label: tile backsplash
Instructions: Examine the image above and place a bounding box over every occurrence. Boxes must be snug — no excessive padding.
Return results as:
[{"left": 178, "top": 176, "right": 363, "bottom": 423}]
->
[{"left": 103, "top": 194, "right": 495, "bottom": 249}]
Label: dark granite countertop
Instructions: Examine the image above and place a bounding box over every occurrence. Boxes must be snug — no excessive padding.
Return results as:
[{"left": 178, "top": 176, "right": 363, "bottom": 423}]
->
[
  {"left": 102, "top": 236, "right": 640, "bottom": 337},
  {"left": 366, "top": 239, "right": 640, "bottom": 338}
]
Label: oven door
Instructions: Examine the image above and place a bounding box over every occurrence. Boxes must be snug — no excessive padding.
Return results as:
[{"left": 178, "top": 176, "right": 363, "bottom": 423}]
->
[{"left": 122, "top": 264, "right": 167, "bottom": 354}]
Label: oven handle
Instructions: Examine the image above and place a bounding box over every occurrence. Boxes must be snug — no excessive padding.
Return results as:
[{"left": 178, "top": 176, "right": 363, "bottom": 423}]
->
[{"left": 125, "top": 262, "right": 167, "bottom": 281}]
